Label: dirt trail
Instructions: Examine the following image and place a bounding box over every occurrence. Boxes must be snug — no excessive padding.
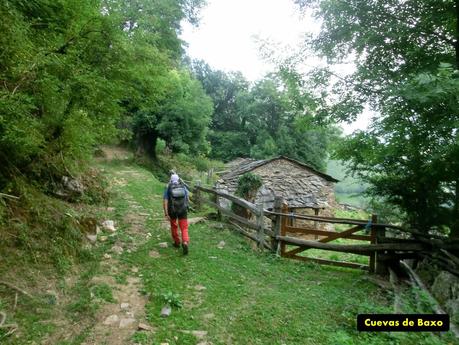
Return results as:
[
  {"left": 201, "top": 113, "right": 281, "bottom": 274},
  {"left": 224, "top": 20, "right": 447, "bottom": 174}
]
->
[{"left": 82, "top": 164, "right": 153, "bottom": 344}]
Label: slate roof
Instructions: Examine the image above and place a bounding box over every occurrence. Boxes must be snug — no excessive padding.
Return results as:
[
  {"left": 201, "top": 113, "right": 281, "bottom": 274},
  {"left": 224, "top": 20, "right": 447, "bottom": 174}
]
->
[{"left": 222, "top": 156, "right": 338, "bottom": 183}]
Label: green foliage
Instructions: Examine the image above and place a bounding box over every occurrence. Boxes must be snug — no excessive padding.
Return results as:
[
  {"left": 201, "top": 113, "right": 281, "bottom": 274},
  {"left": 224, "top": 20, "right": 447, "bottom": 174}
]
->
[
  {"left": 191, "top": 61, "right": 337, "bottom": 169},
  {"left": 0, "top": 0, "right": 126, "bottom": 186},
  {"left": 294, "top": 0, "right": 459, "bottom": 235},
  {"left": 235, "top": 173, "right": 263, "bottom": 200},
  {"left": 336, "top": 66, "right": 459, "bottom": 234},
  {"left": 161, "top": 292, "right": 183, "bottom": 308},
  {"left": 207, "top": 130, "right": 251, "bottom": 161},
  {"left": 0, "top": 0, "right": 210, "bottom": 289}
]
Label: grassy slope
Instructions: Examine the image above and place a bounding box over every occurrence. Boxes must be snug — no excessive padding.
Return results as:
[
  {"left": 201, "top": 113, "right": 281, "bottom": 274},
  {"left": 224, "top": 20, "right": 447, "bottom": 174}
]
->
[{"left": 0, "top": 156, "right": 453, "bottom": 344}]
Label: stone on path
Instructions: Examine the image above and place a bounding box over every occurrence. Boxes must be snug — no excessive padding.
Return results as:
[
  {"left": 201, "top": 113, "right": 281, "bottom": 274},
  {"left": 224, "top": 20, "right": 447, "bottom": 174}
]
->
[
  {"left": 102, "top": 220, "right": 116, "bottom": 232},
  {"left": 131, "top": 267, "right": 139, "bottom": 273},
  {"left": 120, "top": 303, "right": 130, "bottom": 310},
  {"left": 138, "top": 323, "right": 154, "bottom": 331},
  {"left": 149, "top": 250, "right": 161, "bottom": 258},
  {"left": 159, "top": 242, "right": 168, "bottom": 248},
  {"left": 103, "top": 314, "right": 119, "bottom": 325},
  {"left": 119, "top": 318, "right": 136, "bottom": 328},
  {"left": 160, "top": 305, "right": 171, "bottom": 317}
]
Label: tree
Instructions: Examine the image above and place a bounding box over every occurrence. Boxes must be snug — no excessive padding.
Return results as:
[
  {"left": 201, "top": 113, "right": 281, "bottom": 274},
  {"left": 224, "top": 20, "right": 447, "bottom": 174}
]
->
[
  {"left": 0, "top": 0, "right": 209, "bottom": 192},
  {"left": 192, "top": 62, "right": 336, "bottom": 168},
  {"left": 294, "top": 0, "right": 459, "bottom": 236},
  {"left": 104, "top": 0, "right": 209, "bottom": 159},
  {"left": 0, "top": 0, "right": 125, "bottom": 189}
]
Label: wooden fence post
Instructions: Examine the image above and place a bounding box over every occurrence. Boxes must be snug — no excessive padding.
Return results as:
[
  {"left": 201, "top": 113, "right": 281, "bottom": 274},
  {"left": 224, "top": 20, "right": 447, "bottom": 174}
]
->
[
  {"left": 314, "top": 208, "right": 320, "bottom": 239},
  {"left": 213, "top": 190, "right": 221, "bottom": 221},
  {"left": 375, "top": 226, "right": 388, "bottom": 275},
  {"left": 256, "top": 203, "right": 265, "bottom": 249},
  {"left": 280, "top": 203, "right": 289, "bottom": 257},
  {"left": 194, "top": 181, "right": 202, "bottom": 210},
  {"left": 271, "top": 197, "right": 283, "bottom": 254},
  {"left": 369, "top": 214, "right": 378, "bottom": 273}
]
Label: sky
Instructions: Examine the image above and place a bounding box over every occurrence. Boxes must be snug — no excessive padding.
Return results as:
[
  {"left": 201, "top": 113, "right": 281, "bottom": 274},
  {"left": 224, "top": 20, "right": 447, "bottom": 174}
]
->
[
  {"left": 180, "top": 0, "right": 371, "bottom": 134},
  {"left": 181, "top": 0, "right": 309, "bottom": 81}
]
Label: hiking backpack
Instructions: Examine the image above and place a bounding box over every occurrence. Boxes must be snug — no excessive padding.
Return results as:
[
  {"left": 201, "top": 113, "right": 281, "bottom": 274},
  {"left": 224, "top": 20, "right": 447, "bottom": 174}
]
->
[{"left": 168, "top": 182, "right": 187, "bottom": 216}]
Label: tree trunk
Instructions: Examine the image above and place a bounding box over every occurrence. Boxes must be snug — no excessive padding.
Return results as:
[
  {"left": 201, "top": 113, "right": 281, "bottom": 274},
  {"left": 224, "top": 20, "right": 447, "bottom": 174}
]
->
[{"left": 136, "top": 131, "right": 157, "bottom": 160}]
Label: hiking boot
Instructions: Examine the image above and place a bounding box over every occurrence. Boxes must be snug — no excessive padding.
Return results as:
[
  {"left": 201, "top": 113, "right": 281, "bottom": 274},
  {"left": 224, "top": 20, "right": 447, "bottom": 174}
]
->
[
  {"left": 173, "top": 242, "right": 180, "bottom": 248},
  {"left": 182, "top": 243, "right": 189, "bottom": 255}
]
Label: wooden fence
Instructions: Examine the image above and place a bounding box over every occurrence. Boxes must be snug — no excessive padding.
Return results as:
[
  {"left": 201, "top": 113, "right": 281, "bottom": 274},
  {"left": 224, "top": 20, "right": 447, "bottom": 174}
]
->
[{"left": 193, "top": 185, "right": 428, "bottom": 274}]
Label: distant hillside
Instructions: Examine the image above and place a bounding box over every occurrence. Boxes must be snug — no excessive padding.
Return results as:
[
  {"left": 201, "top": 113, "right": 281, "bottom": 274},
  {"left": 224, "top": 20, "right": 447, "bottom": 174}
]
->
[{"left": 326, "top": 160, "right": 369, "bottom": 208}]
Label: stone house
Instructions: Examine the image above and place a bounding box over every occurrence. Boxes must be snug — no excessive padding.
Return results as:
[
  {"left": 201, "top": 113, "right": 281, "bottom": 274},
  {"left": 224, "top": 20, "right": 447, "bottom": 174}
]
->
[{"left": 216, "top": 156, "right": 339, "bottom": 221}]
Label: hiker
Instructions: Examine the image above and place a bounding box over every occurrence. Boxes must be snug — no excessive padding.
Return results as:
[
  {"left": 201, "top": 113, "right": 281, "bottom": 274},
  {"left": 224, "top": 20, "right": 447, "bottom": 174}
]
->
[{"left": 163, "top": 173, "right": 189, "bottom": 255}]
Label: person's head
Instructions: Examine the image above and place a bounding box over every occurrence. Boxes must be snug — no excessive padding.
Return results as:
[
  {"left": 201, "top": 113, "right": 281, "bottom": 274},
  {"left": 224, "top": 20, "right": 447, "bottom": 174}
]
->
[{"left": 170, "top": 173, "right": 179, "bottom": 184}]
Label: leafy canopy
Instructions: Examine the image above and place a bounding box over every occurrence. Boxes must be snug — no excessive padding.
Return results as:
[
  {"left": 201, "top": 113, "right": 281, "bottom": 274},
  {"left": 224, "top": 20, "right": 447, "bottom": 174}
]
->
[{"left": 294, "top": 0, "right": 459, "bottom": 235}]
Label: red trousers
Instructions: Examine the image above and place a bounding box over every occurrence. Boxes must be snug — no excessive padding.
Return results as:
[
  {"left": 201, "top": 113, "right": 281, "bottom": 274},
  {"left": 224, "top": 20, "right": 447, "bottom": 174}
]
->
[{"left": 170, "top": 218, "right": 189, "bottom": 244}]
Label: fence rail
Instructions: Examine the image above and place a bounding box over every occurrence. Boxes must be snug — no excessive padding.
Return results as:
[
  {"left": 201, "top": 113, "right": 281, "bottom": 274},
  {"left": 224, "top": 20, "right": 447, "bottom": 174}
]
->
[{"left": 193, "top": 185, "right": 428, "bottom": 273}]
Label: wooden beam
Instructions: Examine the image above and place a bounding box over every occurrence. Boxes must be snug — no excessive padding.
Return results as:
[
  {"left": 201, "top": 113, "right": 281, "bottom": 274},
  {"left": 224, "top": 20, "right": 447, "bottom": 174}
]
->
[
  {"left": 265, "top": 210, "right": 384, "bottom": 227},
  {"left": 283, "top": 254, "right": 369, "bottom": 270},
  {"left": 196, "top": 186, "right": 261, "bottom": 215},
  {"left": 280, "top": 203, "right": 288, "bottom": 256},
  {"left": 284, "top": 226, "right": 371, "bottom": 241},
  {"left": 388, "top": 267, "right": 403, "bottom": 313},
  {"left": 318, "top": 225, "right": 365, "bottom": 243},
  {"left": 277, "top": 236, "right": 426, "bottom": 254}
]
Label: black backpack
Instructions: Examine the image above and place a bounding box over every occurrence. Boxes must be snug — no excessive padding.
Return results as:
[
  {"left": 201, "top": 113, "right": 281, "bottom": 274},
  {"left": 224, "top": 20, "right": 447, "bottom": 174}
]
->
[{"left": 168, "top": 183, "right": 187, "bottom": 217}]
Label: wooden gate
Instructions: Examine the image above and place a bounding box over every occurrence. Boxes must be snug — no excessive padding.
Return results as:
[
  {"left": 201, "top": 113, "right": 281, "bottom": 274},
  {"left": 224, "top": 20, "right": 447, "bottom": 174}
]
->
[{"left": 279, "top": 205, "right": 378, "bottom": 271}]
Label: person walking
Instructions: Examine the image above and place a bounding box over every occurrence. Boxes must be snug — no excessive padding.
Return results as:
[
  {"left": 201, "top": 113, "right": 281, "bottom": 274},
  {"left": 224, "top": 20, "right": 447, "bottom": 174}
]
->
[{"left": 163, "top": 173, "right": 189, "bottom": 255}]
